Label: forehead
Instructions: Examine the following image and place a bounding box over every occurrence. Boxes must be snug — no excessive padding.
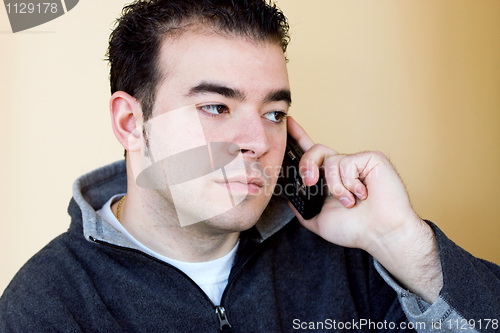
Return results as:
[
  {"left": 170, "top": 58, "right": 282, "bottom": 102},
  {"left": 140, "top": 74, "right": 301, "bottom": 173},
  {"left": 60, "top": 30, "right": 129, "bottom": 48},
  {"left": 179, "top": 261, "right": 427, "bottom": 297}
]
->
[{"left": 155, "top": 29, "right": 290, "bottom": 98}]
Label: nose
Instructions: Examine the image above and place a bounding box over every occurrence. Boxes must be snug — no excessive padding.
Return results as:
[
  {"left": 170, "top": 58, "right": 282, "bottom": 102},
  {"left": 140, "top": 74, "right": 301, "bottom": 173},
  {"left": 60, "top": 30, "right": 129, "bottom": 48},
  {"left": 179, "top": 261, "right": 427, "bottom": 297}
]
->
[{"left": 229, "top": 112, "right": 271, "bottom": 159}]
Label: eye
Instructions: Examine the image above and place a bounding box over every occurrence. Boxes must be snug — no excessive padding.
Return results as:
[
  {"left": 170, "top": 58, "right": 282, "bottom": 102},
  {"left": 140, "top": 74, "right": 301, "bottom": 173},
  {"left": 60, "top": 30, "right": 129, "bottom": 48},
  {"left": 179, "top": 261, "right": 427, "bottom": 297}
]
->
[
  {"left": 198, "top": 104, "right": 229, "bottom": 115},
  {"left": 263, "top": 111, "right": 287, "bottom": 124}
]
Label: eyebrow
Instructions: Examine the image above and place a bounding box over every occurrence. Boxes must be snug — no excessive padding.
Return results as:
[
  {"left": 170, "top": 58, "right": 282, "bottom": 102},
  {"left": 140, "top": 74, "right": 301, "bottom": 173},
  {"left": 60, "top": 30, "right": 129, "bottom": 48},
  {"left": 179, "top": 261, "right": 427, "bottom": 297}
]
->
[
  {"left": 186, "top": 81, "right": 292, "bottom": 107},
  {"left": 264, "top": 89, "right": 292, "bottom": 107},
  {"left": 187, "top": 82, "right": 246, "bottom": 100}
]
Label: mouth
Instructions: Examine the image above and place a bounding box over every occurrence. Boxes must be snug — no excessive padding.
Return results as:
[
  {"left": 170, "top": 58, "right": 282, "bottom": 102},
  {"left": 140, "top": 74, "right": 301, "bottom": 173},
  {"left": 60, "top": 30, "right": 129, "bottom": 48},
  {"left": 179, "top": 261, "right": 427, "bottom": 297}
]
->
[{"left": 216, "top": 176, "right": 264, "bottom": 195}]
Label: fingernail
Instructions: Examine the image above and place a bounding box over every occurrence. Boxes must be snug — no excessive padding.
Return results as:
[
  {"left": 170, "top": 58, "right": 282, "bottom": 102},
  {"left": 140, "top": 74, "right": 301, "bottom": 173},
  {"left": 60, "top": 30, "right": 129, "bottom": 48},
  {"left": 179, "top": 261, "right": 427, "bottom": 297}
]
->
[
  {"left": 355, "top": 192, "right": 366, "bottom": 200},
  {"left": 339, "top": 197, "right": 351, "bottom": 207},
  {"left": 302, "top": 170, "right": 314, "bottom": 183}
]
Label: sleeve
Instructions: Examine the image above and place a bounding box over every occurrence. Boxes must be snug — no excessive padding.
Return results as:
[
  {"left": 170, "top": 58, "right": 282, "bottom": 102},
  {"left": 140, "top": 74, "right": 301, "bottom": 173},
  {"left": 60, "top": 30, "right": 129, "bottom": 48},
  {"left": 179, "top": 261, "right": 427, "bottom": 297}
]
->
[{"left": 375, "top": 221, "right": 500, "bottom": 333}]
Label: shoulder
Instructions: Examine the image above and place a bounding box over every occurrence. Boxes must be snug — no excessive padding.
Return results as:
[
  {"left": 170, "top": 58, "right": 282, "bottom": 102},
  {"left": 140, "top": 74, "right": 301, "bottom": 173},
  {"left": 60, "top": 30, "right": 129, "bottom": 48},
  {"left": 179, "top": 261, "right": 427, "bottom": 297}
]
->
[
  {"left": 0, "top": 234, "right": 75, "bottom": 331},
  {"left": 0, "top": 231, "right": 101, "bottom": 330}
]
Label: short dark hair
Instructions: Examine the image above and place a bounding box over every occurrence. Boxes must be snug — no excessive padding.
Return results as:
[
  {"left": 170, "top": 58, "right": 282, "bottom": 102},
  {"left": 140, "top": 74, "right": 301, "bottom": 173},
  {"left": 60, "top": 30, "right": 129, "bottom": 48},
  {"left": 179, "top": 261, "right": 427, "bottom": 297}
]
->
[{"left": 106, "top": 0, "right": 290, "bottom": 122}]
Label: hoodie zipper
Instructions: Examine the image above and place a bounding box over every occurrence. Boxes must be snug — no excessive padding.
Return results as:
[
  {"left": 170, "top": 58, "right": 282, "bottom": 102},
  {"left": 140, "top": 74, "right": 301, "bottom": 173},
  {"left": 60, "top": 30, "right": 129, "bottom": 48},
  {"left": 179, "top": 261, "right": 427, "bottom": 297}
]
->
[
  {"left": 215, "top": 306, "right": 232, "bottom": 332},
  {"left": 89, "top": 235, "right": 265, "bottom": 332},
  {"left": 215, "top": 236, "right": 267, "bottom": 332}
]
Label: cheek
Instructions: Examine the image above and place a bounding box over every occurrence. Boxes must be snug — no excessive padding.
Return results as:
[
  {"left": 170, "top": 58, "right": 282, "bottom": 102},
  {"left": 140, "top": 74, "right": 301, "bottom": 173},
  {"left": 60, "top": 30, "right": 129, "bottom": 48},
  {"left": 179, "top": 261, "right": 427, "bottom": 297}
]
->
[
  {"left": 273, "top": 144, "right": 286, "bottom": 168},
  {"left": 264, "top": 139, "right": 287, "bottom": 182},
  {"left": 273, "top": 133, "right": 287, "bottom": 162}
]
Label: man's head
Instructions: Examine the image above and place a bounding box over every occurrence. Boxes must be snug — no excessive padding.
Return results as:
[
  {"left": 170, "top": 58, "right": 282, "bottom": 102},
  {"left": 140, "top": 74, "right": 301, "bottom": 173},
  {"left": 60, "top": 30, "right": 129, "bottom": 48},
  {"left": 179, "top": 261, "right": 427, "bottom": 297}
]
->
[
  {"left": 107, "top": 0, "right": 290, "bottom": 122},
  {"left": 108, "top": 0, "right": 292, "bottom": 231}
]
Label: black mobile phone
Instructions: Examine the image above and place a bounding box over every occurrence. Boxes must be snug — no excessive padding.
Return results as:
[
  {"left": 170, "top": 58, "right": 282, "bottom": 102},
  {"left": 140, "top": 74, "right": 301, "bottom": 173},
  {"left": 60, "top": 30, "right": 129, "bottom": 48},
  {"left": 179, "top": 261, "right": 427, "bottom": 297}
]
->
[{"left": 276, "top": 135, "right": 327, "bottom": 220}]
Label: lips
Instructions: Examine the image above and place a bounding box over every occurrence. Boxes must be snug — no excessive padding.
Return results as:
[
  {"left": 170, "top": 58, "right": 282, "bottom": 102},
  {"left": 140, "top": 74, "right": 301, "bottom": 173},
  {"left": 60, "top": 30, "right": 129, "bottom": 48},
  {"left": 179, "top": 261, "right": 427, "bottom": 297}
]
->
[
  {"left": 224, "top": 176, "right": 263, "bottom": 186},
  {"left": 215, "top": 176, "right": 265, "bottom": 195}
]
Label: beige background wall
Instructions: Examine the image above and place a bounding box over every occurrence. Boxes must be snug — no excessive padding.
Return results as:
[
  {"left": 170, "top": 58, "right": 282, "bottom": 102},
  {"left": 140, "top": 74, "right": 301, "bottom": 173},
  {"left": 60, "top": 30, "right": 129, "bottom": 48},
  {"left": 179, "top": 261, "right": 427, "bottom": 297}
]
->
[{"left": 1, "top": 0, "right": 499, "bottom": 294}]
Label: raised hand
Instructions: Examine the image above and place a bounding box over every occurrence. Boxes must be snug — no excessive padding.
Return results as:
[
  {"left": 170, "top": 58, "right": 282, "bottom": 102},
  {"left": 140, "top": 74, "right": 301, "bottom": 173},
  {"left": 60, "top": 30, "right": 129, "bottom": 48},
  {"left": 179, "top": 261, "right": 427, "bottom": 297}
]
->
[{"left": 287, "top": 116, "right": 443, "bottom": 303}]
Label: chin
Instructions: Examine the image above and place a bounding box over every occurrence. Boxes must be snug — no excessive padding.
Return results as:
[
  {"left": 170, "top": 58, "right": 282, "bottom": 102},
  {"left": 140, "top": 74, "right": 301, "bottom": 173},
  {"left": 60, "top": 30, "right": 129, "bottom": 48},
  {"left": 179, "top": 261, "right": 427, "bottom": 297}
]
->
[{"left": 192, "top": 195, "right": 271, "bottom": 233}]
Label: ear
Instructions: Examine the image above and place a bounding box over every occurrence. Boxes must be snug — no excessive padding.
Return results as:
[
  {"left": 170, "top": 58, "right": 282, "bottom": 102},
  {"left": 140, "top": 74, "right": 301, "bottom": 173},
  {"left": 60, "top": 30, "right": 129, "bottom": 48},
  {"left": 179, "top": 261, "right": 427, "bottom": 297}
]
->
[{"left": 110, "top": 91, "right": 143, "bottom": 153}]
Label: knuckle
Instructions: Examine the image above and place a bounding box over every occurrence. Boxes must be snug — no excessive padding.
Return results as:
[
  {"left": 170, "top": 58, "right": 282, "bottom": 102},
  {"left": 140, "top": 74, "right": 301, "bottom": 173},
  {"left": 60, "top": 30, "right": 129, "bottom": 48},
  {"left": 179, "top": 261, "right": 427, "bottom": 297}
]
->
[
  {"left": 323, "top": 156, "right": 343, "bottom": 177},
  {"left": 370, "top": 150, "right": 388, "bottom": 161},
  {"left": 339, "top": 157, "right": 358, "bottom": 177},
  {"left": 311, "top": 143, "right": 327, "bottom": 151},
  {"left": 310, "top": 143, "right": 338, "bottom": 157}
]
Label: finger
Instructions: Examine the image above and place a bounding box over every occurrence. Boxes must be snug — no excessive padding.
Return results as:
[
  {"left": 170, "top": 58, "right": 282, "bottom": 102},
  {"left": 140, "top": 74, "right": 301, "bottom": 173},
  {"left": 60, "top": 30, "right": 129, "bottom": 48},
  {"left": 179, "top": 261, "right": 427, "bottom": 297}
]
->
[
  {"left": 286, "top": 116, "right": 315, "bottom": 151},
  {"left": 323, "top": 155, "right": 357, "bottom": 208},
  {"left": 339, "top": 155, "right": 368, "bottom": 201},
  {"left": 298, "top": 143, "right": 334, "bottom": 186}
]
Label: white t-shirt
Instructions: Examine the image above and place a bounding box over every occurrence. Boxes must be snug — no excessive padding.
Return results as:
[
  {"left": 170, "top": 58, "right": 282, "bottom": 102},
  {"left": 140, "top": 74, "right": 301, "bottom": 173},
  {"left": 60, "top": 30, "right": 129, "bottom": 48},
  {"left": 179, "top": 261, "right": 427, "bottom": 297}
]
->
[{"left": 97, "top": 195, "right": 238, "bottom": 305}]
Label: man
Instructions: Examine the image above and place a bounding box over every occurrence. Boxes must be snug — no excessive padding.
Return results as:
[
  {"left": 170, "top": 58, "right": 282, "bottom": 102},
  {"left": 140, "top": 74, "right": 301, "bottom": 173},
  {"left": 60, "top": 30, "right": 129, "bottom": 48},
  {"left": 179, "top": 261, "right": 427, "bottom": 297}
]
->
[{"left": 1, "top": 0, "right": 499, "bottom": 332}]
